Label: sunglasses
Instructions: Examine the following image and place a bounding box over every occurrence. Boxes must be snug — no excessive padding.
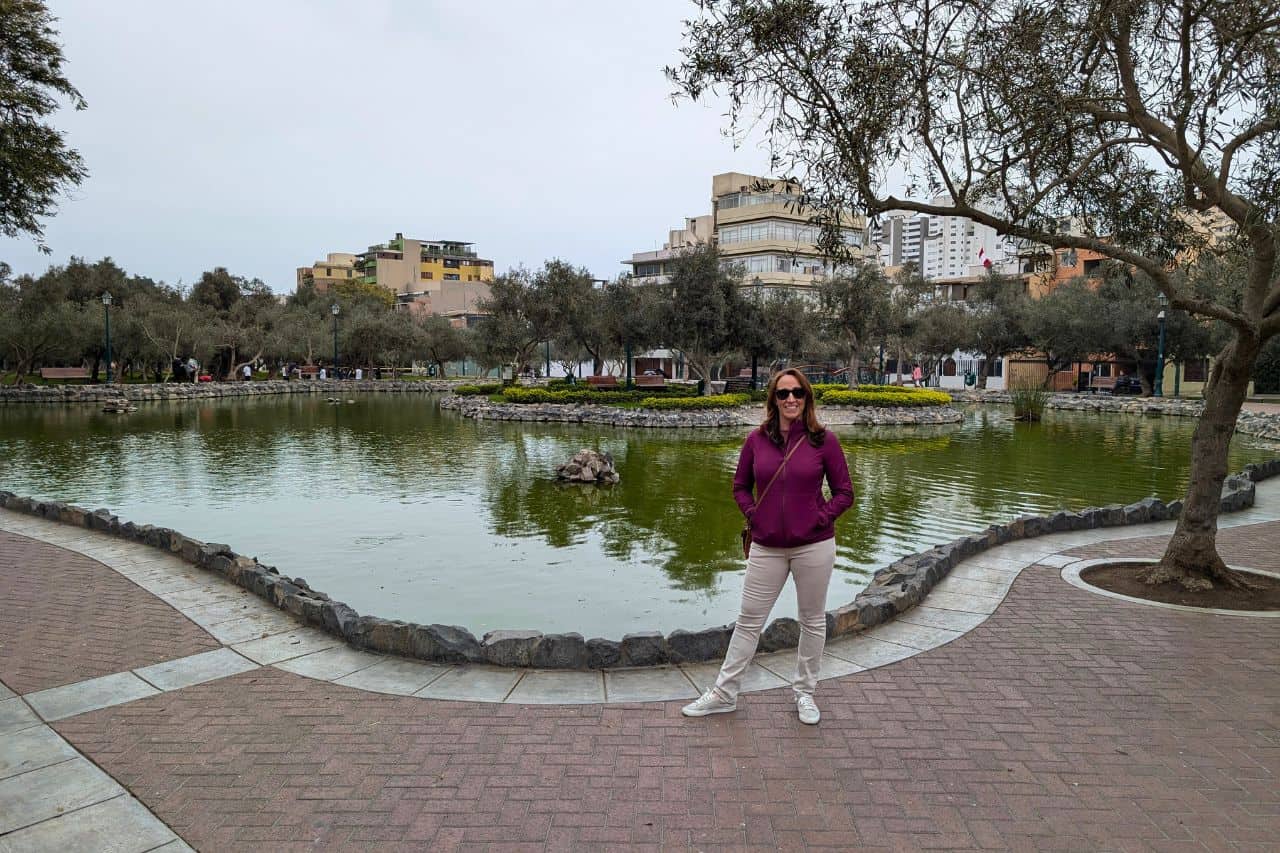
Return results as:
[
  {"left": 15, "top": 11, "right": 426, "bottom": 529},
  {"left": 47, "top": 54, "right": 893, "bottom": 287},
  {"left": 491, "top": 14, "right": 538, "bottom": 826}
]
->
[{"left": 774, "top": 387, "right": 807, "bottom": 400}]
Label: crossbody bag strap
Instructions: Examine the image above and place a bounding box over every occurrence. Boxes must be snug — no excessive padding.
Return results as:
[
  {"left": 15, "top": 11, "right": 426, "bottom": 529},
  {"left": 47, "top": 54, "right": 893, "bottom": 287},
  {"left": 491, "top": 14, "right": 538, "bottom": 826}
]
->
[{"left": 752, "top": 435, "right": 803, "bottom": 515}]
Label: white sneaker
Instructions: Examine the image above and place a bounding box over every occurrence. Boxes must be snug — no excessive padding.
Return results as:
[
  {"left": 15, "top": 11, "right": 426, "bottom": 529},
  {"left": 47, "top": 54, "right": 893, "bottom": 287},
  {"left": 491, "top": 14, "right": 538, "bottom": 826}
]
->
[
  {"left": 681, "top": 688, "right": 736, "bottom": 717},
  {"left": 797, "top": 694, "right": 820, "bottom": 725}
]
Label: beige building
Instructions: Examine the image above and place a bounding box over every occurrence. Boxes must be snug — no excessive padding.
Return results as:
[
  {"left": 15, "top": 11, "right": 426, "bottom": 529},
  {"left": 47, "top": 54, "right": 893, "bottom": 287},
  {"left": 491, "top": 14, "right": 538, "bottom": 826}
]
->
[
  {"left": 296, "top": 253, "right": 359, "bottom": 294},
  {"left": 298, "top": 234, "right": 495, "bottom": 321},
  {"left": 625, "top": 173, "right": 868, "bottom": 295}
]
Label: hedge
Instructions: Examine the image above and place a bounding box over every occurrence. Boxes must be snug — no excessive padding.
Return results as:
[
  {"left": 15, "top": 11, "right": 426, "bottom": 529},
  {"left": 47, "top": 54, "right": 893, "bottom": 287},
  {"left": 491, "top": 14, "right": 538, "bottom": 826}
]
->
[
  {"left": 821, "top": 388, "right": 952, "bottom": 407},
  {"left": 498, "top": 384, "right": 698, "bottom": 404},
  {"left": 639, "top": 393, "right": 752, "bottom": 410},
  {"left": 453, "top": 383, "right": 504, "bottom": 396}
]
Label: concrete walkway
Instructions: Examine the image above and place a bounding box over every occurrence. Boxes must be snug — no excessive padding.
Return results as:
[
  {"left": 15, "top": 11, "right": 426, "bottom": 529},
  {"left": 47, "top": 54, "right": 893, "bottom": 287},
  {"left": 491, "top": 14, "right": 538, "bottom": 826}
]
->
[{"left": 1, "top": 485, "right": 1278, "bottom": 850}]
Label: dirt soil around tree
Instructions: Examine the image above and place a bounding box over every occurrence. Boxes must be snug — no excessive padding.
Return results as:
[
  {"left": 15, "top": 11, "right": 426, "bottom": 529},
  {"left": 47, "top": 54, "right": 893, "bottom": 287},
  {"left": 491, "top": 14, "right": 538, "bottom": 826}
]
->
[{"left": 1082, "top": 562, "right": 1280, "bottom": 611}]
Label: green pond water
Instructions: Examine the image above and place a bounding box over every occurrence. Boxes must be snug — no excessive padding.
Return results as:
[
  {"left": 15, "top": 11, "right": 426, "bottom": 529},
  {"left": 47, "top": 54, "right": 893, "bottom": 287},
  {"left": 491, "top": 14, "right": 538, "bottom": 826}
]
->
[{"left": 0, "top": 394, "right": 1274, "bottom": 637}]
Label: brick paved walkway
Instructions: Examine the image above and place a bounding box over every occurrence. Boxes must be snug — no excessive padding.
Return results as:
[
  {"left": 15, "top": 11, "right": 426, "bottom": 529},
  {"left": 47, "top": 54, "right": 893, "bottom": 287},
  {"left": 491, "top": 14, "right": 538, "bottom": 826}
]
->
[
  {"left": 26, "top": 521, "right": 1275, "bottom": 851},
  {"left": 0, "top": 530, "right": 220, "bottom": 694}
]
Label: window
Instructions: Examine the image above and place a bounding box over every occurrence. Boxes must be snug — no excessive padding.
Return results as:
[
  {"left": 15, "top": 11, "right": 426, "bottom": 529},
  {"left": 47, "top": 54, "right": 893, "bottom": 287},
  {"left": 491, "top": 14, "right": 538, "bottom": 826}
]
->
[
  {"left": 444, "top": 258, "right": 460, "bottom": 268},
  {"left": 444, "top": 273, "right": 460, "bottom": 281},
  {"left": 987, "top": 359, "right": 1003, "bottom": 377},
  {"left": 421, "top": 271, "right": 433, "bottom": 280}
]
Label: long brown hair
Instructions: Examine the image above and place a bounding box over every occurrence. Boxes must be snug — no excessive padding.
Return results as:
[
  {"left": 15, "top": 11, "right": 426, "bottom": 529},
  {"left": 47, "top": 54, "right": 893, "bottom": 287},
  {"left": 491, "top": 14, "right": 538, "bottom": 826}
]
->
[{"left": 760, "top": 368, "right": 826, "bottom": 447}]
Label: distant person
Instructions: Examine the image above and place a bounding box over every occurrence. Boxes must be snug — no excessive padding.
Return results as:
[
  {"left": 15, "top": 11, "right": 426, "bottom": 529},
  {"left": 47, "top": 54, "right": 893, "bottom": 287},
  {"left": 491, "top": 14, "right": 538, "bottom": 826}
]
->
[
  {"left": 319, "top": 366, "right": 327, "bottom": 380},
  {"left": 242, "top": 363, "right": 251, "bottom": 381},
  {"left": 355, "top": 367, "right": 363, "bottom": 380},
  {"left": 911, "top": 364, "right": 923, "bottom": 386},
  {"left": 682, "top": 368, "right": 854, "bottom": 726},
  {"left": 186, "top": 357, "right": 199, "bottom": 384}
]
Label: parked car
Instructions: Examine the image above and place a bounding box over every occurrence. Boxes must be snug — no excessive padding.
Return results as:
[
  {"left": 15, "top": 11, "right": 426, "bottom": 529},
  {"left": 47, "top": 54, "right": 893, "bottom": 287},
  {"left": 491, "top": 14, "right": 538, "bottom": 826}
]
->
[{"left": 1112, "top": 374, "right": 1144, "bottom": 395}]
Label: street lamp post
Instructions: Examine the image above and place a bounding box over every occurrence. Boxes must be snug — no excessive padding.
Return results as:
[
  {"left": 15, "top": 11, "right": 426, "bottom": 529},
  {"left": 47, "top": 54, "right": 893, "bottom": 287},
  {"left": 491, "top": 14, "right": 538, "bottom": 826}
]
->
[
  {"left": 331, "top": 304, "right": 340, "bottom": 377},
  {"left": 101, "top": 292, "right": 113, "bottom": 383},
  {"left": 544, "top": 340, "right": 551, "bottom": 380},
  {"left": 1154, "top": 292, "right": 1168, "bottom": 397}
]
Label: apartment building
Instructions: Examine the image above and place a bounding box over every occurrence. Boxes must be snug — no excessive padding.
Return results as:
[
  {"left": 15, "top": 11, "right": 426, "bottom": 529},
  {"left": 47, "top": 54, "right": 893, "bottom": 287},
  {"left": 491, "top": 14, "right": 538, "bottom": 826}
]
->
[
  {"left": 873, "top": 199, "right": 1021, "bottom": 282},
  {"left": 296, "top": 253, "right": 360, "bottom": 294},
  {"left": 624, "top": 172, "right": 868, "bottom": 295},
  {"left": 297, "top": 233, "right": 495, "bottom": 320}
]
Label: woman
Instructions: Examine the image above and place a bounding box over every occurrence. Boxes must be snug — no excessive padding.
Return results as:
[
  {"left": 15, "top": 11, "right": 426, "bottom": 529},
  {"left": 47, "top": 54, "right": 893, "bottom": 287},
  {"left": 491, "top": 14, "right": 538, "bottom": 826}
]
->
[{"left": 682, "top": 368, "right": 854, "bottom": 724}]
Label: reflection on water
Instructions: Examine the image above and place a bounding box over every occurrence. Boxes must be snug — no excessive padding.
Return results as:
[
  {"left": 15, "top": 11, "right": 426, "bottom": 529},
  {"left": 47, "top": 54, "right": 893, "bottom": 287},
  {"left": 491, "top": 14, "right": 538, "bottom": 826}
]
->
[{"left": 0, "top": 395, "right": 1273, "bottom": 636}]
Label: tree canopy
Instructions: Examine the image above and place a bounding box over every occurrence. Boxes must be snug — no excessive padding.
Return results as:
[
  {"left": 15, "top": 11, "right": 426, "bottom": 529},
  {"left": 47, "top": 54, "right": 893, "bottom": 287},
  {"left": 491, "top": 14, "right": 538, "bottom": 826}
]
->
[{"left": 0, "top": 0, "right": 88, "bottom": 251}]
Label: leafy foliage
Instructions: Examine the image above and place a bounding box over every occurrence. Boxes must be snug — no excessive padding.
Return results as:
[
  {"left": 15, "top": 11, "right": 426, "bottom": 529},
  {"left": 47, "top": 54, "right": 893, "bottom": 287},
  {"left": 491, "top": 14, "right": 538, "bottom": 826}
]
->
[
  {"left": 821, "top": 388, "right": 951, "bottom": 407},
  {"left": 0, "top": 0, "right": 87, "bottom": 251}
]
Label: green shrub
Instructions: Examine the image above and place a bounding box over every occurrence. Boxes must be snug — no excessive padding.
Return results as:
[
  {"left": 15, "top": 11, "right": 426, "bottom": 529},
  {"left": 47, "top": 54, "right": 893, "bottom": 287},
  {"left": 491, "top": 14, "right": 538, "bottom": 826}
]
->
[
  {"left": 497, "top": 383, "right": 701, "bottom": 404},
  {"left": 453, "top": 383, "right": 503, "bottom": 396},
  {"left": 821, "top": 388, "right": 952, "bottom": 407},
  {"left": 639, "top": 393, "right": 752, "bottom": 410}
]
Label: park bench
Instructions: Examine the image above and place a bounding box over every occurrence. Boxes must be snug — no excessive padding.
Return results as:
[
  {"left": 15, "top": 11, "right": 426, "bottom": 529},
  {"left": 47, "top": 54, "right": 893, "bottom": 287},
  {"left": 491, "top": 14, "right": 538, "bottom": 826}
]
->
[
  {"left": 39, "top": 367, "right": 91, "bottom": 382},
  {"left": 635, "top": 375, "right": 666, "bottom": 390},
  {"left": 586, "top": 375, "right": 620, "bottom": 390},
  {"left": 298, "top": 366, "right": 320, "bottom": 380},
  {"left": 724, "top": 376, "right": 754, "bottom": 394},
  {"left": 1088, "top": 374, "right": 1117, "bottom": 394}
]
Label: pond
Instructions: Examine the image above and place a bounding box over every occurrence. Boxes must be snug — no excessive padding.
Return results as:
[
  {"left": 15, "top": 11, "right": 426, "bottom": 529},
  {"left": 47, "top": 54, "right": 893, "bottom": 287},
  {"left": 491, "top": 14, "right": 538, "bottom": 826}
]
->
[{"left": 0, "top": 394, "right": 1274, "bottom": 637}]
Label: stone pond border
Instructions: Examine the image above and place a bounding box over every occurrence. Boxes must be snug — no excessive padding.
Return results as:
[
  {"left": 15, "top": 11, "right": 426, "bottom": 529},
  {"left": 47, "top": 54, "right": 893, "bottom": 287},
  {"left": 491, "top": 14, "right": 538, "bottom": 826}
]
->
[
  {"left": 1061, "top": 559, "right": 1280, "bottom": 618},
  {"left": 439, "top": 395, "right": 963, "bottom": 427},
  {"left": 950, "top": 389, "right": 1280, "bottom": 442},
  {"left": 0, "top": 378, "right": 963, "bottom": 428},
  {"left": 3, "top": 458, "right": 1277, "bottom": 670}
]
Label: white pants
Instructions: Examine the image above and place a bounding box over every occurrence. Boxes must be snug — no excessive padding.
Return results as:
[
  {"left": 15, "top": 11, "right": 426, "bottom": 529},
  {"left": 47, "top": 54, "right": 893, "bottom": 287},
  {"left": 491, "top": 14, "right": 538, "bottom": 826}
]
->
[{"left": 714, "top": 538, "right": 836, "bottom": 701}]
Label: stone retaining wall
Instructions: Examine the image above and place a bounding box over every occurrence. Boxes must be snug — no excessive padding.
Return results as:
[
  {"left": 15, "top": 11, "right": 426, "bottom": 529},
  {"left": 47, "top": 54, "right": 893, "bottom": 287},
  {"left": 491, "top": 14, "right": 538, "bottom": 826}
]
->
[
  {"left": 440, "top": 395, "right": 964, "bottom": 428},
  {"left": 3, "top": 458, "right": 1276, "bottom": 670},
  {"left": 950, "top": 389, "right": 1280, "bottom": 442},
  {"left": 0, "top": 379, "right": 466, "bottom": 404}
]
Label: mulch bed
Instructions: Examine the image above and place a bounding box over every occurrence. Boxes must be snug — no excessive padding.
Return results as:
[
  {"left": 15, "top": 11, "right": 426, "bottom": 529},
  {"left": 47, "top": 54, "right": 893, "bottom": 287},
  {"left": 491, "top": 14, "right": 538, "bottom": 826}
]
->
[{"left": 1082, "top": 562, "right": 1280, "bottom": 611}]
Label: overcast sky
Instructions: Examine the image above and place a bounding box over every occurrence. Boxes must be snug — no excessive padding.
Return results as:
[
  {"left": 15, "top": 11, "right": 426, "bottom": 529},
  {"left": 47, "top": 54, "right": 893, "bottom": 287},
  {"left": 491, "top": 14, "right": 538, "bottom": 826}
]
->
[{"left": 1, "top": 0, "right": 773, "bottom": 292}]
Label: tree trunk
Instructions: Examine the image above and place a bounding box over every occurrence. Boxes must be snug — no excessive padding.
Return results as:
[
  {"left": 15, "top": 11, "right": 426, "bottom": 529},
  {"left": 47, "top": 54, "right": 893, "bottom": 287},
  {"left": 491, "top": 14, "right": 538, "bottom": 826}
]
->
[
  {"left": 1148, "top": 333, "right": 1260, "bottom": 590},
  {"left": 846, "top": 351, "right": 861, "bottom": 389},
  {"left": 977, "top": 353, "right": 993, "bottom": 390}
]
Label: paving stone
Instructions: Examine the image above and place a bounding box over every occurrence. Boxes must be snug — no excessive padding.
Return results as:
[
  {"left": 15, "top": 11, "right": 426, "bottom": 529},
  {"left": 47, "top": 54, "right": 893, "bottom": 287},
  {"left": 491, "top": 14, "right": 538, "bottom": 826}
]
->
[
  {"left": 24, "top": 673, "right": 159, "bottom": 722},
  {"left": 0, "top": 699, "right": 40, "bottom": 736},
  {"left": 0, "top": 530, "right": 220, "bottom": 694},
  {"left": 895, "top": 606, "right": 989, "bottom": 633},
  {"left": 413, "top": 666, "right": 521, "bottom": 702},
  {"left": 864, "top": 620, "right": 964, "bottom": 650},
  {"left": 602, "top": 666, "right": 698, "bottom": 702},
  {"left": 680, "top": 662, "right": 788, "bottom": 695},
  {"left": 272, "top": 646, "right": 384, "bottom": 681},
  {"left": 504, "top": 670, "right": 604, "bottom": 704},
  {"left": 959, "top": 553, "right": 1033, "bottom": 573},
  {"left": 1036, "top": 553, "right": 1084, "bottom": 568},
  {"left": 133, "top": 649, "right": 259, "bottom": 692},
  {"left": 921, "top": 590, "right": 1003, "bottom": 614},
  {"left": 334, "top": 658, "right": 450, "bottom": 695},
  {"left": 0, "top": 758, "right": 120, "bottom": 835},
  {"left": 947, "top": 563, "right": 1024, "bottom": 585},
  {"left": 199, "top": 610, "right": 299, "bottom": 645},
  {"left": 825, "top": 636, "right": 918, "bottom": 669},
  {"left": 232, "top": 628, "right": 339, "bottom": 665},
  {"left": 0, "top": 683, "right": 12, "bottom": 701},
  {"left": 0, "top": 725, "right": 77, "bottom": 781},
  {"left": 0, "top": 793, "right": 175, "bottom": 853},
  {"left": 932, "top": 575, "right": 1010, "bottom": 598}
]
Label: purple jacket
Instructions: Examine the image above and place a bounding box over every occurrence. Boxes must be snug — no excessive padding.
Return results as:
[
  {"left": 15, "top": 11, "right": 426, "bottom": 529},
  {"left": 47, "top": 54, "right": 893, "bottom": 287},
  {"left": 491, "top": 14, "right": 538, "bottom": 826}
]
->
[{"left": 733, "top": 421, "right": 856, "bottom": 548}]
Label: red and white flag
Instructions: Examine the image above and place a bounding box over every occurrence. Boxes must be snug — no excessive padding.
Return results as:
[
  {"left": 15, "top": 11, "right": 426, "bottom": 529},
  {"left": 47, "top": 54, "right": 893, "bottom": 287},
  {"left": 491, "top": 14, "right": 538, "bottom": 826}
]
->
[{"left": 978, "top": 247, "right": 992, "bottom": 269}]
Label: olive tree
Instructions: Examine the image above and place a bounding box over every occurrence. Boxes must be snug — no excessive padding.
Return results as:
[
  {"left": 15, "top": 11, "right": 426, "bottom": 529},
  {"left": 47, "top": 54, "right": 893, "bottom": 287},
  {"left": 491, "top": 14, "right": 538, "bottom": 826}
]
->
[{"left": 671, "top": 0, "right": 1280, "bottom": 591}]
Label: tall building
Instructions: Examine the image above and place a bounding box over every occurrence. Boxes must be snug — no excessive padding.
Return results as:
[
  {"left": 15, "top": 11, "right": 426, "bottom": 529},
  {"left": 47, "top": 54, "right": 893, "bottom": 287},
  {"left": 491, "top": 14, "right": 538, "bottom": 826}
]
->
[
  {"left": 299, "top": 233, "right": 495, "bottom": 320},
  {"left": 296, "top": 253, "right": 360, "bottom": 294},
  {"left": 872, "top": 198, "right": 1020, "bottom": 281},
  {"left": 624, "top": 173, "right": 868, "bottom": 294}
]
